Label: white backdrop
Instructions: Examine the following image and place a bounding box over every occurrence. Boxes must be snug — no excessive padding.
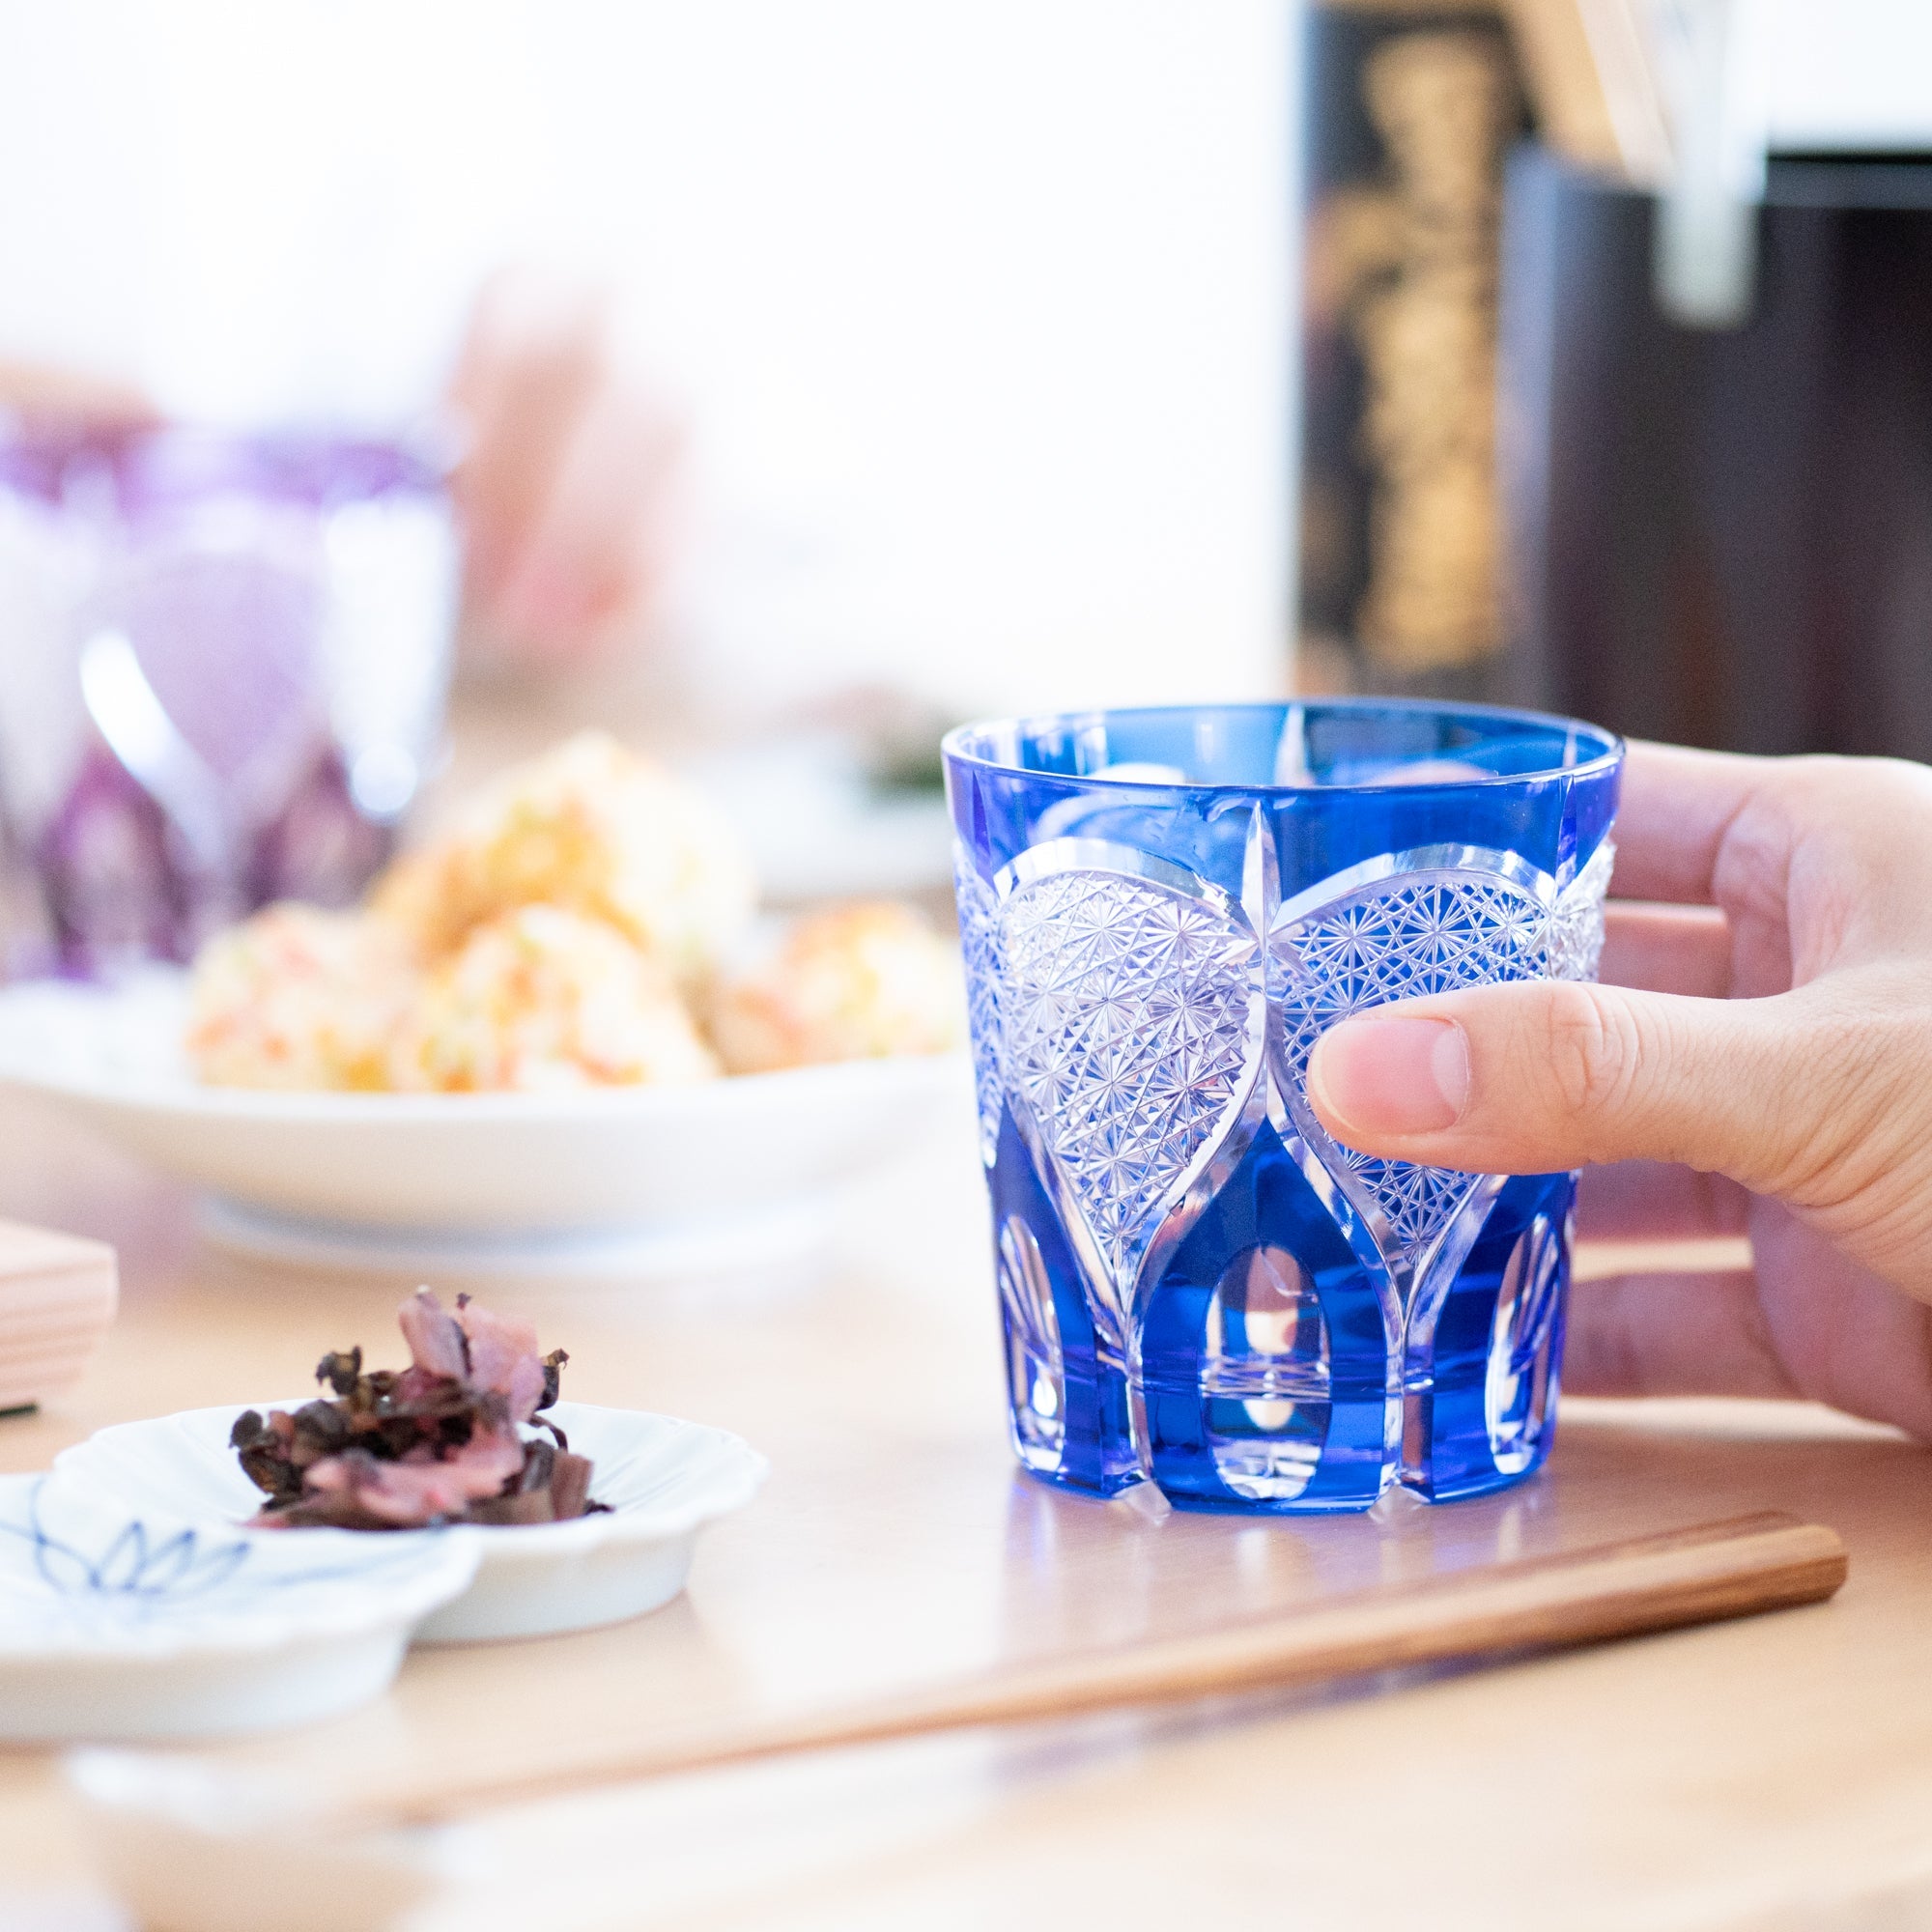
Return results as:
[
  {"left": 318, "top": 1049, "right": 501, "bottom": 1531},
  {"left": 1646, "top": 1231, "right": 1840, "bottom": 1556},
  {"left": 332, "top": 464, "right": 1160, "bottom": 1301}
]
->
[{"left": 0, "top": 0, "right": 1296, "bottom": 719}]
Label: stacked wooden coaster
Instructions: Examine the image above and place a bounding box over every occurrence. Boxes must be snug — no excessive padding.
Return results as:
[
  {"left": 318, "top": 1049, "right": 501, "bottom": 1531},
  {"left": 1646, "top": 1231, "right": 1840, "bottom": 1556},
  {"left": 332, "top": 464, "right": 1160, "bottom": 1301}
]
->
[{"left": 0, "top": 1220, "right": 117, "bottom": 1413}]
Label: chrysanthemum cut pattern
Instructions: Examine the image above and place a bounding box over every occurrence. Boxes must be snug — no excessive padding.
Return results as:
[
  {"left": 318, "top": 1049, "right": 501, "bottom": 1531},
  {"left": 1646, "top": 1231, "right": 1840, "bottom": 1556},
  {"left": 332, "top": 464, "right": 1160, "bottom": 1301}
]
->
[
  {"left": 999, "top": 870, "right": 1255, "bottom": 1295},
  {"left": 1272, "top": 873, "right": 1548, "bottom": 1262},
  {"left": 965, "top": 837, "right": 1612, "bottom": 1300},
  {"left": 952, "top": 856, "right": 1005, "bottom": 1167}
]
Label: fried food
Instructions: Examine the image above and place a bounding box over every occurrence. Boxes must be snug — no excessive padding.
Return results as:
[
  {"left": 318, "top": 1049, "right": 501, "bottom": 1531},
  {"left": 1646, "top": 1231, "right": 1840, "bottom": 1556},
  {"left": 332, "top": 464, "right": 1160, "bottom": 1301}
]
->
[
  {"left": 184, "top": 733, "right": 961, "bottom": 1094},
  {"left": 708, "top": 900, "right": 963, "bottom": 1074},
  {"left": 185, "top": 903, "right": 415, "bottom": 1091},
  {"left": 387, "top": 903, "right": 720, "bottom": 1092},
  {"left": 383, "top": 731, "right": 755, "bottom": 987}
]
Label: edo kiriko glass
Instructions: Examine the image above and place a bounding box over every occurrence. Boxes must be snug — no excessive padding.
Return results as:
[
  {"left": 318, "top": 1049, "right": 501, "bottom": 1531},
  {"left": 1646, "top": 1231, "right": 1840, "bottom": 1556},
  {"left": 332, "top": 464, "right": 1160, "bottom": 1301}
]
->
[{"left": 944, "top": 700, "right": 1622, "bottom": 1514}]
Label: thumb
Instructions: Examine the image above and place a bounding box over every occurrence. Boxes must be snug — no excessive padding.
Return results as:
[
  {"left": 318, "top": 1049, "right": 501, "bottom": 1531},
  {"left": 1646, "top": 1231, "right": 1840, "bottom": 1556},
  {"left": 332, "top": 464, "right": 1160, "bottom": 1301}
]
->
[{"left": 1304, "top": 980, "right": 1830, "bottom": 1192}]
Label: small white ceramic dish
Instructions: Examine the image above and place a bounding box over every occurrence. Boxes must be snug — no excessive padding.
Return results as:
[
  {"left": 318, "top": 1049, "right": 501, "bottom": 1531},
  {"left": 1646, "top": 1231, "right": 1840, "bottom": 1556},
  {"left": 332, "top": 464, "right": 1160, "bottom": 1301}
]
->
[
  {"left": 54, "top": 1399, "right": 766, "bottom": 1643},
  {"left": 0, "top": 970, "right": 968, "bottom": 1272},
  {"left": 0, "top": 1473, "right": 477, "bottom": 1742}
]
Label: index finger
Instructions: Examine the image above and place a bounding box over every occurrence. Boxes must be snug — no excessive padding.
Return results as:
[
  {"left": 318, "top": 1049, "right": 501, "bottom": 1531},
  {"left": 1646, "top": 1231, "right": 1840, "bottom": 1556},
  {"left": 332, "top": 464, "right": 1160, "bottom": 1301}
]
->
[{"left": 1605, "top": 740, "right": 1778, "bottom": 904}]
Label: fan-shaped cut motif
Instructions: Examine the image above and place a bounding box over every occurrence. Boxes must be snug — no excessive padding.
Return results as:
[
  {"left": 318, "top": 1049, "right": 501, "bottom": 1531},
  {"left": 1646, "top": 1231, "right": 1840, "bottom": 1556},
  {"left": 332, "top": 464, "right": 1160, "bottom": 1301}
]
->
[{"left": 998, "top": 868, "right": 1257, "bottom": 1300}]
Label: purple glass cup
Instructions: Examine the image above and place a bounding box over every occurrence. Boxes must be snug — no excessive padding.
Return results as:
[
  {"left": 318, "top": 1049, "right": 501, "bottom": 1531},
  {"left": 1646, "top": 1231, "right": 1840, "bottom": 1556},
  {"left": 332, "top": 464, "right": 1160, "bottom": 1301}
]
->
[{"left": 0, "top": 425, "right": 457, "bottom": 975}]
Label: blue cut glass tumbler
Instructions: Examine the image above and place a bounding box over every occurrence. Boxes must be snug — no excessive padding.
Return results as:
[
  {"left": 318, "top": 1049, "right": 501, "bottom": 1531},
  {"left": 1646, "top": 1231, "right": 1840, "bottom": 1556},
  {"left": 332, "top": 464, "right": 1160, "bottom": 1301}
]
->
[{"left": 944, "top": 700, "right": 1622, "bottom": 1513}]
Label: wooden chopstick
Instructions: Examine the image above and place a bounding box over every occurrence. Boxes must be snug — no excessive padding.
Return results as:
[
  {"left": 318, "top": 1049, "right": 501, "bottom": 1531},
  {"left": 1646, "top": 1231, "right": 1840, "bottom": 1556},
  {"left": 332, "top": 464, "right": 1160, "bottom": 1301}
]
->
[{"left": 349, "top": 1511, "right": 1844, "bottom": 1833}]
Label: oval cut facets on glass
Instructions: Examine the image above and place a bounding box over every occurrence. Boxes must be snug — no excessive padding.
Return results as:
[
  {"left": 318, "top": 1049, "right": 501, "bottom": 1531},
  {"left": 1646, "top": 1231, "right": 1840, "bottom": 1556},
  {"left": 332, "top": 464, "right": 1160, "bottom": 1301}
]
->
[
  {"left": 1201, "top": 1245, "right": 1330, "bottom": 1503},
  {"left": 1486, "top": 1212, "right": 1566, "bottom": 1475},
  {"left": 997, "top": 1215, "right": 1065, "bottom": 1471},
  {"left": 1203, "top": 1245, "right": 1330, "bottom": 1398}
]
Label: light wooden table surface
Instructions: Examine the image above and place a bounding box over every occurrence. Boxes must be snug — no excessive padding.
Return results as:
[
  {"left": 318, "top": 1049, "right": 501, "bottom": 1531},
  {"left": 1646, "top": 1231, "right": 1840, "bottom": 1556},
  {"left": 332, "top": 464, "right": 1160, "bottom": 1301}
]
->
[{"left": 3, "top": 1089, "right": 1930, "bottom": 1932}]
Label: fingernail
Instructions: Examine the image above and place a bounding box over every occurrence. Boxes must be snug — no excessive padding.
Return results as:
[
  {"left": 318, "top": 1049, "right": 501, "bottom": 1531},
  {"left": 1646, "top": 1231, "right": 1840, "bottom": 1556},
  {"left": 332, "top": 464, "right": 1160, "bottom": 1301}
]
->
[{"left": 1308, "top": 1015, "right": 1469, "bottom": 1138}]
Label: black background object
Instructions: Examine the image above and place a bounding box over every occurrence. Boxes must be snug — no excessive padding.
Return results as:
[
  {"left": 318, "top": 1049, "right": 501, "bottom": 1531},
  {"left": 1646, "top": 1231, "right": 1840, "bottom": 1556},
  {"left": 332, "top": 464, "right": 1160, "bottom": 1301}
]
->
[{"left": 1500, "top": 142, "right": 1932, "bottom": 759}]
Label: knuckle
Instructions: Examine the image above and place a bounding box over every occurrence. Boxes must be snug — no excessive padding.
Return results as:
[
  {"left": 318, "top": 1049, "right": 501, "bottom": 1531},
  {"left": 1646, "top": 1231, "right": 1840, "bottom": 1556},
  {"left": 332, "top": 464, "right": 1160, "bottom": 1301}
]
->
[
  {"left": 1776, "top": 757, "right": 1932, "bottom": 874},
  {"left": 1536, "top": 982, "right": 1644, "bottom": 1122}
]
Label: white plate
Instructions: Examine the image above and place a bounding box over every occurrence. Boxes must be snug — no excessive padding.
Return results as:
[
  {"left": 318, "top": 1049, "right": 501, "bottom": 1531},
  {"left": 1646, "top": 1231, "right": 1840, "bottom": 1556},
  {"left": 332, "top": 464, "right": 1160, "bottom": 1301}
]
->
[
  {"left": 54, "top": 1399, "right": 767, "bottom": 1643},
  {"left": 0, "top": 1473, "right": 477, "bottom": 1741},
  {"left": 0, "top": 971, "right": 969, "bottom": 1269},
  {"left": 192, "top": 1192, "right": 838, "bottom": 1281}
]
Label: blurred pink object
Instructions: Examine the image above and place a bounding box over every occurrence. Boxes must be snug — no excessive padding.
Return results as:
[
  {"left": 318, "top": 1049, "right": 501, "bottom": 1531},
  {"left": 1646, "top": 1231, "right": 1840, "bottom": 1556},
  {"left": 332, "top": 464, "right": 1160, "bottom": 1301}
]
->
[{"left": 449, "top": 269, "right": 683, "bottom": 668}]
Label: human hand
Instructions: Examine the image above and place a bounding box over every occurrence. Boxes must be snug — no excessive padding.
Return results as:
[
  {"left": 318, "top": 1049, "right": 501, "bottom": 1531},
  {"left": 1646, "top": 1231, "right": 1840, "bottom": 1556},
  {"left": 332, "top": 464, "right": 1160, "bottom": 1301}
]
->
[
  {"left": 447, "top": 270, "right": 682, "bottom": 667},
  {"left": 1307, "top": 742, "right": 1932, "bottom": 1437}
]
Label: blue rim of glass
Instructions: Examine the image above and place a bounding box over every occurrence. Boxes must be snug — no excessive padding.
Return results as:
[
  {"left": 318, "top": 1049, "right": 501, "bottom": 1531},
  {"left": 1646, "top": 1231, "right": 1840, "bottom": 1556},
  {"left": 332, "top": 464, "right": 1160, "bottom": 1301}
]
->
[{"left": 941, "top": 696, "right": 1625, "bottom": 796}]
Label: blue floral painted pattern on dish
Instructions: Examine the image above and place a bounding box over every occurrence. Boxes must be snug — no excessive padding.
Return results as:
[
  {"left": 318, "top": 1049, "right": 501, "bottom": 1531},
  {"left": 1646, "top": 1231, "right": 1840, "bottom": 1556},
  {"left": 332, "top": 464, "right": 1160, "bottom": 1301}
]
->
[
  {"left": 0, "top": 1473, "right": 477, "bottom": 1654},
  {"left": 50, "top": 1400, "right": 769, "bottom": 1644}
]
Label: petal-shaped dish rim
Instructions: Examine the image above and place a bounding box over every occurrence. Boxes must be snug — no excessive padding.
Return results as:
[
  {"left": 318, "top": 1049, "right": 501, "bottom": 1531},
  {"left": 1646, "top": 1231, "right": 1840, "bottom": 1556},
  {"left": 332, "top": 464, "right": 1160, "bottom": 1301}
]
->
[
  {"left": 0, "top": 1471, "right": 480, "bottom": 1661},
  {"left": 52, "top": 1400, "right": 769, "bottom": 1564}
]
